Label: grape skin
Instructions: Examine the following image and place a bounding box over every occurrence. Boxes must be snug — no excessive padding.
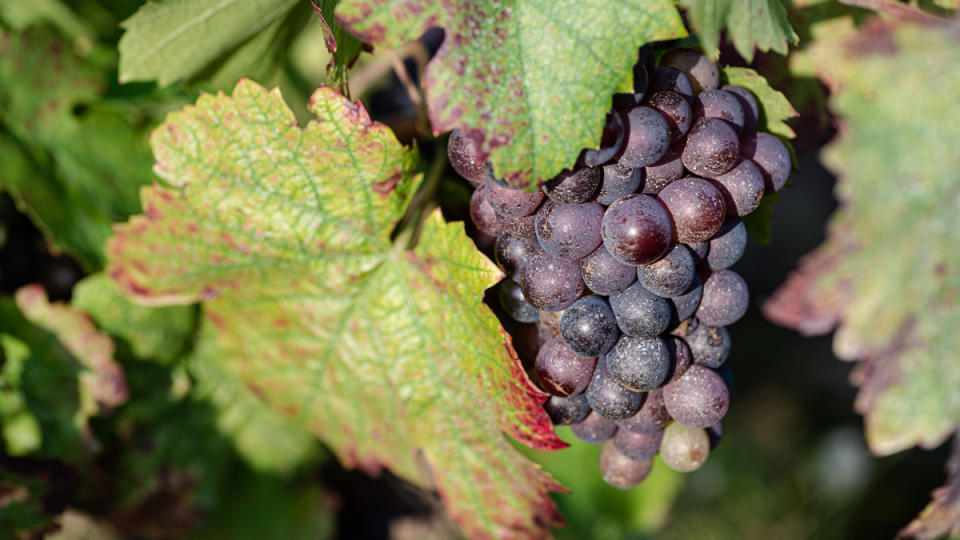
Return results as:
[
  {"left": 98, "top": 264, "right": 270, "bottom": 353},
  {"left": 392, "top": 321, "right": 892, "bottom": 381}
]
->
[
  {"left": 598, "top": 163, "right": 643, "bottom": 205},
  {"left": 535, "top": 199, "right": 604, "bottom": 260},
  {"left": 520, "top": 252, "right": 585, "bottom": 311},
  {"left": 560, "top": 296, "right": 620, "bottom": 357},
  {"left": 662, "top": 365, "right": 730, "bottom": 428},
  {"left": 545, "top": 394, "right": 592, "bottom": 425},
  {"left": 643, "top": 145, "right": 684, "bottom": 194},
  {"left": 659, "top": 48, "right": 719, "bottom": 94},
  {"left": 494, "top": 233, "right": 541, "bottom": 277},
  {"left": 498, "top": 279, "right": 540, "bottom": 323},
  {"left": 681, "top": 117, "right": 740, "bottom": 177},
  {"left": 600, "top": 441, "right": 653, "bottom": 489},
  {"left": 741, "top": 132, "right": 791, "bottom": 192},
  {"left": 571, "top": 410, "right": 618, "bottom": 444},
  {"left": 610, "top": 282, "right": 671, "bottom": 337},
  {"left": 694, "top": 89, "right": 746, "bottom": 133},
  {"left": 665, "top": 334, "right": 693, "bottom": 384},
  {"left": 637, "top": 243, "right": 696, "bottom": 298},
  {"left": 538, "top": 309, "right": 564, "bottom": 340},
  {"left": 707, "top": 158, "right": 765, "bottom": 216},
  {"left": 601, "top": 194, "right": 673, "bottom": 266},
  {"left": 722, "top": 85, "right": 759, "bottom": 132},
  {"left": 497, "top": 212, "right": 536, "bottom": 239},
  {"left": 543, "top": 167, "right": 602, "bottom": 204},
  {"left": 448, "top": 129, "right": 487, "bottom": 185},
  {"left": 617, "top": 387, "right": 669, "bottom": 434},
  {"left": 620, "top": 106, "right": 671, "bottom": 168},
  {"left": 659, "top": 422, "right": 711, "bottom": 472},
  {"left": 580, "top": 245, "right": 638, "bottom": 296},
  {"left": 580, "top": 112, "right": 626, "bottom": 167},
  {"left": 649, "top": 66, "right": 694, "bottom": 101},
  {"left": 469, "top": 185, "right": 504, "bottom": 237},
  {"left": 534, "top": 337, "right": 597, "bottom": 397},
  {"left": 585, "top": 357, "right": 645, "bottom": 420},
  {"left": 606, "top": 335, "right": 671, "bottom": 391},
  {"left": 668, "top": 275, "right": 703, "bottom": 324},
  {"left": 705, "top": 218, "right": 747, "bottom": 271},
  {"left": 658, "top": 176, "right": 727, "bottom": 243},
  {"left": 696, "top": 269, "right": 749, "bottom": 326},
  {"left": 614, "top": 427, "right": 663, "bottom": 461},
  {"left": 684, "top": 322, "right": 731, "bottom": 368},
  {"left": 686, "top": 241, "right": 708, "bottom": 261},
  {"left": 484, "top": 177, "right": 544, "bottom": 217},
  {"left": 646, "top": 90, "right": 692, "bottom": 141}
]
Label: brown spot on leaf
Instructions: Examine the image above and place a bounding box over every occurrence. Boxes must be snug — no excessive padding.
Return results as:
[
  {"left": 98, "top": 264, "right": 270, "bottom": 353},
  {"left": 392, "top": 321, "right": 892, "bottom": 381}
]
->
[{"left": 372, "top": 171, "right": 402, "bottom": 198}]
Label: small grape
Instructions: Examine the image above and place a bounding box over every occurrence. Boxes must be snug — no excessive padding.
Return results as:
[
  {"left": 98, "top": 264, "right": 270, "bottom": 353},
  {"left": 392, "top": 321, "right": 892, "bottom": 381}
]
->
[
  {"left": 686, "top": 241, "right": 708, "bottom": 261},
  {"left": 643, "top": 145, "right": 684, "bottom": 194},
  {"left": 580, "top": 112, "right": 626, "bottom": 167},
  {"left": 543, "top": 167, "right": 602, "bottom": 204},
  {"left": 614, "top": 427, "right": 664, "bottom": 462},
  {"left": 707, "top": 421, "right": 724, "bottom": 449},
  {"left": 715, "top": 364, "right": 734, "bottom": 391},
  {"left": 610, "top": 282, "right": 671, "bottom": 337},
  {"left": 662, "top": 365, "right": 730, "bottom": 428},
  {"left": 694, "top": 89, "right": 746, "bottom": 132},
  {"left": 535, "top": 200, "right": 604, "bottom": 260},
  {"left": 571, "top": 410, "right": 618, "bottom": 444},
  {"left": 601, "top": 194, "right": 673, "bottom": 265},
  {"left": 707, "top": 158, "right": 765, "bottom": 216},
  {"left": 560, "top": 296, "right": 620, "bottom": 357},
  {"left": 665, "top": 335, "right": 693, "bottom": 384},
  {"left": 681, "top": 117, "right": 740, "bottom": 177},
  {"left": 659, "top": 48, "right": 719, "bottom": 94},
  {"left": 545, "top": 394, "right": 591, "bottom": 425},
  {"left": 696, "top": 269, "right": 749, "bottom": 326},
  {"left": 498, "top": 212, "right": 536, "bottom": 239},
  {"left": 722, "top": 85, "right": 759, "bottom": 132},
  {"left": 498, "top": 279, "right": 540, "bottom": 323},
  {"left": 705, "top": 218, "right": 747, "bottom": 271},
  {"left": 448, "top": 129, "right": 487, "bottom": 185},
  {"left": 620, "top": 106, "right": 671, "bottom": 168},
  {"left": 617, "top": 387, "right": 669, "bottom": 434},
  {"left": 585, "top": 357, "right": 644, "bottom": 420},
  {"left": 646, "top": 90, "right": 692, "bottom": 140},
  {"left": 538, "top": 309, "right": 564, "bottom": 340},
  {"left": 741, "top": 132, "right": 791, "bottom": 192},
  {"left": 606, "top": 335, "right": 670, "bottom": 391},
  {"left": 649, "top": 66, "right": 694, "bottom": 101},
  {"left": 469, "top": 185, "right": 504, "bottom": 237},
  {"left": 659, "top": 422, "right": 711, "bottom": 472},
  {"left": 598, "top": 163, "right": 643, "bottom": 205},
  {"left": 668, "top": 275, "right": 703, "bottom": 324},
  {"left": 684, "top": 322, "right": 730, "bottom": 368},
  {"left": 534, "top": 337, "right": 597, "bottom": 397},
  {"left": 658, "top": 177, "right": 726, "bottom": 243},
  {"left": 580, "top": 245, "right": 637, "bottom": 296},
  {"left": 600, "top": 441, "right": 653, "bottom": 489},
  {"left": 520, "top": 252, "right": 585, "bottom": 311},
  {"left": 494, "top": 233, "right": 541, "bottom": 277},
  {"left": 637, "top": 244, "right": 696, "bottom": 297},
  {"left": 484, "top": 177, "right": 544, "bottom": 217}
]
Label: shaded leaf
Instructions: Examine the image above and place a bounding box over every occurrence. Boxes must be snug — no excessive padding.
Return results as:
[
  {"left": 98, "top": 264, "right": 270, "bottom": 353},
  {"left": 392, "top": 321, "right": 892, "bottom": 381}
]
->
[
  {"left": 679, "top": 0, "right": 798, "bottom": 61},
  {"left": 722, "top": 66, "right": 798, "bottom": 139},
  {"left": 312, "top": 0, "right": 365, "bottom": 90},
  {"left": 902, "top": 434, "right": 960, "bottom": 539},
  {"left": 0, "top": 335, "right": 43, "bottom": 455},
  {"left": 336, "top": 0, "right": 686, "bottom": 188}
]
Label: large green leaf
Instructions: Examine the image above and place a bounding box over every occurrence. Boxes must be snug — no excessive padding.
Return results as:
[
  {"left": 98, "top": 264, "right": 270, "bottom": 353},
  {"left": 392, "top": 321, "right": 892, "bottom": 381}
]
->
[
  {"left": 106, "top": 80, "right": 566, "bottom": 538},
  {"left": 336, "top": 0, "right": 686, "bottom": 188},
  {"left": 679, "top": 0, "right": 798, "bottom": 61}
]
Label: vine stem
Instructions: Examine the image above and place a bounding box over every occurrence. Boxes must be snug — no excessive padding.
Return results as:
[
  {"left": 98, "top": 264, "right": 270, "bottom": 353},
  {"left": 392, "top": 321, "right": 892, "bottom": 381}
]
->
[{"left": 394, "top": 140, "right": 449, "bottom": 251}]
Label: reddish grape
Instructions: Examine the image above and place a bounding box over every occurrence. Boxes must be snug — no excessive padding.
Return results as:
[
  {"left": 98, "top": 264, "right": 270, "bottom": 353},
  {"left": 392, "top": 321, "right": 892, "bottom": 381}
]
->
[
  {"left": 707, "top": 158, "right": 765, "bottom": 216},
  {"left": 694, "top": 89, "right": 746, "bottom": 132},
  {"left": 543, "top": 167, "right": 602, "bottom": 204},
  {"left": 696, "top": 269, "right": 749, "bottom": 326},
  {"left": 600, "top": 442, "right": 653, "bottom": 489},
  {"left": 580, "top": 245, "right": 637, "bottom": 296},
  {"left": 520, "top": 252, "right": 585, "bottom": 311},
  {"left": 484, "top": 177, "right": 544, "bottom": 217},
  {"left": 469, "top": 185, "right": 504, "bottom": 237},
  {"left": 560, "top": 296, "right": 620, "bottom": 357},
  {"left": 498, "top": 279, "right": 540, "bottom": 323},
  {"left": 614, "top": 427, "right": 663, "bottom": 461},
  {"left": 535, "top": 337, "right": 597, "bottom": 397},
  {"left": 722, "top": 85, "right": 759, "bottom": 132},
  {"left": 598, "top": 162, "right": 643, "bottom": 205},
  {"left": 448, "top": 129, "right": 487, "bottom": 185},
  {"left": 705, "top": 218, "right": 747, "bottom": 271},
  {"left": 647, "top": 90, "right": 692, "bottom": 140},
  {"left": 662, "top": 365, "right": 730, "bottom": 428},
  {"left": 620, "top": 106, "right": 671, "bottom": 168},
  {"left": 686, "top": 241, "right": 708, "bottom": 261},
  {"left": 571, "top": 410, "right": 618, "bottom": 444},
  {"left": 668, "top": 275, "right": 703, "bottom": 324},
  {"left": 665, "top": 335, "right": 693, "bottom": 383},
  {"left": 617, "top": 387, "right": 669, "bottom": 434},
  {"left": 637, "top": 244, "right": 696, "bottom": 297},
  {"left": 681, "top": 117, "right": 740, "bottom": 177},
  {"left": 498, "top": 212, "right": 536, "bottom": 239},
  {"left": 741, "top": 132, "right": 791, "bottom": 192},
  {"left": 659, "top": 48, "right": 719, "bottom": 94},
  {"left": 658, "top": 177, "right": 726, "bottom": 243},
  {"left": 535, "top": 200, "right": 604, "bottom": 260},
  {"left": 601, "top": 194, "right": 673, "bottom": 265}
]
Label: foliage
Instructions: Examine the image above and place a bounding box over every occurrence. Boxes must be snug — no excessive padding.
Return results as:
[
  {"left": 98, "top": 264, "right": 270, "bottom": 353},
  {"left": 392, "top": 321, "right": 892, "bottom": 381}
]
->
[{"left": 679, "top": 0, "right": 797, "bottom": 61}]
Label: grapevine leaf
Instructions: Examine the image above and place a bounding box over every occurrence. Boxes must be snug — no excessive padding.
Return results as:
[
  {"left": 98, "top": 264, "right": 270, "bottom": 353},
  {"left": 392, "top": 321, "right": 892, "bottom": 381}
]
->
[
  {"left": 0, "top": 335, "right": 43, "bottom": 455},
  {"left": 312, "top": 0, "right": 365, "bottom": 89},
  {"left": 902, "top": 435, "right": 960, "bottom": 539},
  {"left": 679, "top": 0, "right": 798, "bottom": 61},
  {"left": 722, "top": 66, "right": 797, "bottom": 139},
  {"left": 336, "top": 0, "right": 686, "bottom": 188},
  {"left": 106, "top": 80, "right": 566, "bottom": 538},
  {"left": 764, "top": 21, "right": 960, "bottom": 456}
]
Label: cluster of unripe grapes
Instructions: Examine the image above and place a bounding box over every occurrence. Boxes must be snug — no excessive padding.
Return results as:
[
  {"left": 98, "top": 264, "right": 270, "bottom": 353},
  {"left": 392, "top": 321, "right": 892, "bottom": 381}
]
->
[{"left": 451, "top": 47, "right": 791, "bottom": 489}]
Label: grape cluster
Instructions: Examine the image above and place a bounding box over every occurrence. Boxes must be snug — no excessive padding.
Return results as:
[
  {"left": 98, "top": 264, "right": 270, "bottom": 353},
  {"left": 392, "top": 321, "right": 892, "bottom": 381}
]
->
[{"left": 453, "top": 47, "right": 791, "bottom": 489}]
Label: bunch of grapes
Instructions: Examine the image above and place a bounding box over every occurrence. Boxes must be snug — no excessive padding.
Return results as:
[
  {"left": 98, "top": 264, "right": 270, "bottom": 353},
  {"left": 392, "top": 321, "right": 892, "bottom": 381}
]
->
[{"left": 452, "top": 46, "right": 791, "bottom": 489}]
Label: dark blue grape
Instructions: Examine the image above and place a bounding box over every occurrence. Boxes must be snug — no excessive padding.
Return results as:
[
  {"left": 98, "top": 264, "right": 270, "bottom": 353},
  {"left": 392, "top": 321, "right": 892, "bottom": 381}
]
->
[
  {"left": 535, "top": 199, "right": 604, "bottom": 260},
  {"left": 681, "top": 117, "right": 740, "bottom": 177},
  {"left": 614, "top": 427, "right": 663, "bottom": 461},
  {"left": 545, "top": 394, "right": 591, "bottom": 425},
  {"left": 669, "top": 274, "right": 703, "bottom": 324},
  {"left": 694, "top": 89, "right": 745, "bottom": 132},
  {"left": 560, "top": 296, "right": 620, "bottom": 357},
  {"left": 580, "top": 245, "right": 637, "bottom": 296},
  {"left": 637, "top": 244, "right": 696, "bottom": 297},
  {"left": 585, "top": 357, "right": 644, "bottom": 420},
  {"left": 620, "top": 106, "right": 671, "bottom": 168},
  {"left": 705, "top": 218, "right": 747, "bottom": 271},
  {"left": 571, "top": 410, "right": 618, "bottom": 444},
  {"left": 696, "top": 269, "right": 748, "bottom": 326},
  {"left": 610, "top": 282, "right": 671, "bottom": 337},
  {"left": 543, "top": 167, "right": 602, "bottom": 204},
  {"left": 606, "top": 335, "right": 671, "bottom": 391},
  {"left": 598, "top": 162, "right": 643, "bottom": 205},
  {"left": 647, "top": 90, "right": 692, "bottom": 140},
  {"left": 494, "top": 233, "right": 541, "bottom": 277},
  {"left": 498, "top": 279, "right": 540, "bottom": 323},
  {"left": 707, "top": 158, "right": 765, "bottom": 216},
  {"left": 741, "top": 132, "right": 791, "bottom": 192},
  {"left": 643, "top": 145, "right": 684, "bottom": 194},
  {"left": 684, "top": 322, "right": 730, "bottom": 368},
  {"left": 617, "top": 387, "right": 669, "bottom": 434}
]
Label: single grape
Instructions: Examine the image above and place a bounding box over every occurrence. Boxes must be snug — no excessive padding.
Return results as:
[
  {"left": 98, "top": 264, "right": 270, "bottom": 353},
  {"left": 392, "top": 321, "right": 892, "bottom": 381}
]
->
[
  {"left": 498, "top": 212, "right": 536, "bottom": 239},
  {"left": 609, "top": 282, "right": 671, "bottom": 337},
  {"left": 598, "top": 163, "right": 643, "bottom": 205},
  {"left": 585, "top": 357, "right": 645, "bottom": 420},
  {"left": 614, "top": 427, "right": 664, "bottom": 462},
  {"left": 580, "top": 112, "right": 626, "bottom": 167},
  {"left": 705, "top": 218, "right": 747, "bottom": 271},
  {"left": 715, "top": 364, "right": 734, "bottom": 391},
  {"left": 560, "top": 296, "right": 620, "bottom": 357},
  {"left": 484, "top": 177, "right": 544, "bottom": 217},
  {"left": 741, "top": 132, "right": 791, "bottom": 192},
  {"left": 686, "top": 241, "right": 708, "bottom": 261},
  {"left": 643, "top": 145, "right": 684, "bottom": 194},
  {"left": 606, "top": 335, "right": 671, "bottom": 391},
  {"left": 659, "top": 422, "right": 711, "bottom": 472},
  {"left": 580, "top": 245, "right": 637, "bottom": 296},
  {"left": 668, "top": 275, "right": 703, "bottom": 324},
  {"left": 494, "top": 233, "right": 541, "bottom": 277},
  {"left": 469, "top": 185, "right": 504, "bottom": 237},
  {"left": 665, "top": 335, "right": 693, "bottom": 384},
  {"left": 538, "top": 309, "right": 564, "bottom": 340},
  {"left": 617, "top": 387, "right": 669, "bottom": 434},
  {"left": 707, "top": 158, "right": 765, "bottom": 216},
  {"left": 663, "top": 365, "right": 730, "bottom": 428},
  {"left": 684, "top": 322, "right": 731, "bottom": 368},
  {"left": 571, "top": 410, "right": 618, "bottom": 444},
  {"left": 498, "top": 279, "right": 540, "bottom": 323},
  {"left": 534, "top": 337, "right": 596, "bottom": 397},
  {"left": 707, "top": 421, "right": 724, "bottom": 449},
  {"left": 649, "top": 66, "right": 694, "bottom": 101},
  {"left": 448, "top": 129, "right": 487, "bottom": 185},
  {"left": 694, "top": 89, "right": 746, "bottom": 132},
  {"left": 520, "top": 252, "right": 585, "bottom": 311},
  {"left": 545, "top": 394, "right": 592, "bottom": 425},
  {"left": 600, "top": 441, "right": 653, "bottom": 489},
  {"left": 637, "top": 244, "right": 696, "bottom": 297},
  {"left": 535, "top": 200, "right": 604, "bottom": 260},
  {"left": 658, "top": 177, "right": 726, "bottom": 243},
  {"left": 696, "top": 269, "right": 749, "bottom": 326},
  {"left": 601, "top": 194, "right": 673, "bottom": 265},
  {"left": 543, "top": 167, "right": 602, "bottom": 204},
  {"left": 681, "top": 117, "right": 740, "bottom": 177},
  {"left": 646, "top": 90, "right": 692, "bottom": 141},
  {"left": 722, "top": 85, "right": 759, "bottom": 132},
  {"left": 620, "top": 106, "right": 671, "bottom": 168},
  {"left": 659, "top": 48, "right": 719, "bottom": 94}
]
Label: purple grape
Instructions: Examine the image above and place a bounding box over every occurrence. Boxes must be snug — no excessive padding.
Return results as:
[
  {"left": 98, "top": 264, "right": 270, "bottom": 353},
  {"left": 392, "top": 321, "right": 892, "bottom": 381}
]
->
[
  {"left": 601, "top": 194, "right": 673, "bottom": 265},
  {"left": 469, "top": 186, "right": 504, "bottom": 237},
  {"left": 646, "top": 90, "right": 692, "bottom": 140},
  {"left": 681, "top": 117, "right": 740, "bottom": 177},
  {"left": 659, "top": 422, "right": 710, "bottom": 472},
  {"left": 658, "top": 177, "right": 726, "bottom": 243},
  {"left": 543, "top": 167, "right": 602, "bottom": 204},
  {"left": 684, "top": 322, "right": 730, "bottom": 368},
  {"left": 696, "top": 269, "right": 749, "bottom": 326},
  {"left": 707, "top": 421, "right": 724, "bottom": 449},
  {"left": 580, "top": 112, "right": 626, "bottom": 167},
  {"left": 600, "top": 441, "right": 653, "bottom": 489},
  {"left": 614, "top": 427, "right": 663, "bottom": 461},
  {"left": 662, "top": 365, "right": 730, "bottom": 428},
  {"left": 484, "top": 177, "right": 544, "bottom": 217},
  {"left": 694, "top": 89, "right": 746, "bottom": 132},
  {"left": 448, "top": 129, "right": 487, "bottom": 185},
  {"left": 659, "top": 48, "right": 719, "bottom": 94},
  {"left": 617, "top": 388, "right": 669, "bottom": 434},
  {"left": 669, "top": 275, "right": 703, "bottom": 324},
  {"left": 545, "top": 394, "right": 591, "bottom": 425},
  {"left": 643, "top": 145, "right": 684, "bottom": 194},
  {"left": 534, "top": 337, "right": 596, "bottom": 397},
  {"left": 520, "top": 252, "right": 585, "bottom": 311},
  {"left": 686, "top": 241, "right": 708, "bottom": 261},
  {"left": 494, "top": 233, "right": 541, "bottom": 277},
  {"left": 585, "top": 357, "right": 644, "bottom": 420},
  {"left": 649, "top": 66, "right": 694, "bottom": 101},
  {"left": 715, "top": 364, "right": 734, "bottom": 391},
  {"left": 579, "top": 245, "right": 637, "bottom": 296},
  {"left": 722, "top": 85, "right": 759, "bottom": 132},
  {"left": 741, "top": 132, "right": 791, "bottom": 192},
  {"left": 598, "top": 163, "right": 643, "bottom": 205},
  {"left": 620, "top": 106, "right": 671, "bottom": 168},
  {"left": 571, "top": 410, "right": 618, "bottom": 444},
  {"left": 606, "top": 335, "right": 670, "bottom": 391},
  {"left": 609, "top": 282, "right": 671, "bottom": 337},
  {"left": 637, "top": 244, "right": 696, "bottom": 297},
  {"left": 498, "top": 279, "right": 540, "bottom": 323},
  {"left": 498, "top": 212, "right": 536, "bottom": 239},
  {"left": 707, "top": 158, "right": 765, "bottom": 216},
  {"left": 705, "top": 218, "right": 747, "bottom": 271},
  {"left": 665, "top": 335, "right": 693, "bottom": 383},
  {"left": 535, "top": 199, "right": 604, "bottom": 260},
  {"left": 560, "top": 296, "right": 620, "bottom": 357}
]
